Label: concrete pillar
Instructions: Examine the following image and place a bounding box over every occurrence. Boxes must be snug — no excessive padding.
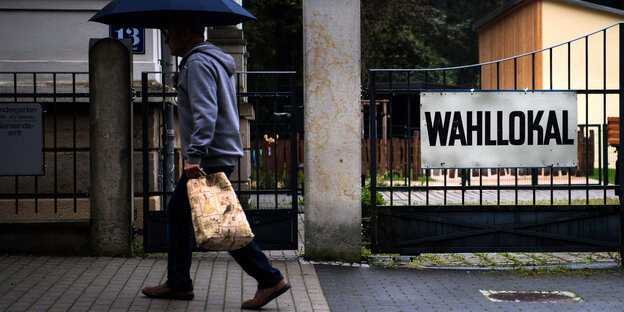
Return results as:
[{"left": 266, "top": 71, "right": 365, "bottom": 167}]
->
[
  {"left": 303, "top": 0, "right": 361, "bottom": 262},
  {"left": 89, "top": 38, "right": 134, "bottom": 257},
  {"left": 209, "top": 26, "right": 253, "bottom": 203}
]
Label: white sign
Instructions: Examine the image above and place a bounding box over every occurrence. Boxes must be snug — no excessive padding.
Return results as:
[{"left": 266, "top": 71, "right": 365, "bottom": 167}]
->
[
  {"left": 0, "top": 103, "right": 44, "bottom": 175},
  {"left": 420, "top": 92, "right": 577, "bottom": 169}
]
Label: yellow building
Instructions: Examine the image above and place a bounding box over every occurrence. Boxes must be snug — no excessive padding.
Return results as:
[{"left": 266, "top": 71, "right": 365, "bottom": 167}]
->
[{"left": 474, "top": 0, "right": 624, "bottom": 168}]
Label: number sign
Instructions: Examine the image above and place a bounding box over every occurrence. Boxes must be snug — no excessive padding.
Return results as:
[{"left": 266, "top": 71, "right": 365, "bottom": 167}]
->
[{"left": 109, "top": 27, "right": 145, "bottom": 54}]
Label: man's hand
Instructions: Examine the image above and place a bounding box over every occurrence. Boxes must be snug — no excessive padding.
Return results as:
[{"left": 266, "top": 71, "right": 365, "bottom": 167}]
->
[
  {"left": 172, "top": 72, "right": 180, "bottom": 89},
  {"left": 184, "top": 163, "right": 203, "bottom": 178}
]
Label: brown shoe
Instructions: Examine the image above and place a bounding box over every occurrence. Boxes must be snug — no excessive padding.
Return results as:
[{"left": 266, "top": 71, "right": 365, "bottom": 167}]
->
[
  {"left": 242, "top": 278, "right": 290, "bottom": 310},
  {"left": 141, "top": 283, "right": 194, "bottom": 300}
]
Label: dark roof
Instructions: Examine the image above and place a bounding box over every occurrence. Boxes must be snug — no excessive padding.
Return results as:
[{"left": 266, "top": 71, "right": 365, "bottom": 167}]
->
[{"left": 473, "top": 0, "right": 624, "bottom": 31}]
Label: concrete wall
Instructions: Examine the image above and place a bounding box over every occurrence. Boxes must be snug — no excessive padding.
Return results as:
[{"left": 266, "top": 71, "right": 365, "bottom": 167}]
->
[
  {"left": 208, "top": 26, "right": 253, "bottom": 194},
  {"left": 0, "top": 0, "right": 161, "bottom": 80}
]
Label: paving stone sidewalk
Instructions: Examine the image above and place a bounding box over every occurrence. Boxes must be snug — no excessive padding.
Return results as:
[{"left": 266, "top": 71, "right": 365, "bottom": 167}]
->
[
  {"left": 2, "top": 252, "right": 621, "bottom": 312},
  {"left": 316, "top": 264, "right": 624, "bottom": 312},
  {"left": 0, "top": 254, "right": 329, "bottom": 312},
  {"left": 1, "top": 214, "right": 622, "bottom": 312},
  {"left": 367, "top": 252, "right": 621, "bottom": 269}
]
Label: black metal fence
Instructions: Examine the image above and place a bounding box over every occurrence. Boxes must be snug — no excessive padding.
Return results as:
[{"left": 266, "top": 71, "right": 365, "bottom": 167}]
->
[
  {"left": 237, "top": 71, "right": 302, "bottom": 211},
  {"left": 0, "top": 72, "right": 90, "bottom": 217},
  {"left": 365, "top": 23, "right": 624, "bottom": 255},
  {"left": 140, "top": 71, "right": 302, "bottom": 252}
]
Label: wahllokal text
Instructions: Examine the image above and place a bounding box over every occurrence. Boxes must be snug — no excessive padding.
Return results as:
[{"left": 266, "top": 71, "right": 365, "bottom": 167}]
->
[{"left": 424, "top": 110, "right": 575, "bottom": 147}]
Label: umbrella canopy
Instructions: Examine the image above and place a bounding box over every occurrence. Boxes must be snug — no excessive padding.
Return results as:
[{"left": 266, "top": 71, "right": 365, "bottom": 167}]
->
[{"left": 89, "top": 0, "right": 256, "bottom": 29}]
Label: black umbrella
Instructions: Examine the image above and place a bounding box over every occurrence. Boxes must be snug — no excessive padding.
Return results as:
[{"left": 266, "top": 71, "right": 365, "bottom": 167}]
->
[{"left": 89, "top": 0, "right": 256, "bottom": 28}]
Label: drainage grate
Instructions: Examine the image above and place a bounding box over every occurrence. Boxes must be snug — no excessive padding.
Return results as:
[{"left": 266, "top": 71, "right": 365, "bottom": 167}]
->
[{"left": 480, "top": 290, "right": 583, "bottom": 303}]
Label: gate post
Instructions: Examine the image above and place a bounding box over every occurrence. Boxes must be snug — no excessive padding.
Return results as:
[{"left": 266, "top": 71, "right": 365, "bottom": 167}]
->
[
  {"left": 369, "top": 71, "right": 378, "bottom": 253},
  {"left": 303, "top": 0, "right": 361, "bottom": 262},
  {"left": 88, "top": 38, "right": 134, "bottom": 257},
  {"left": 619, "top": 24, "right": 624, "bottom": 262}
]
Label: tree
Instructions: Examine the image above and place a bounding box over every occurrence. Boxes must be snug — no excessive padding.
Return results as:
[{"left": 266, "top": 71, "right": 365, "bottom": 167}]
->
[
  {"left": 244, "top": 0, "right": 505, "bottom": 84},
  {"left": 426, "top": 0, "right": 507, "bottom": 69},
  {"left": 243, "top": 0, "right": 302, "bottom": 75},
  {"left": 361, "top": 1, "right": 448, "bottom": 75}
]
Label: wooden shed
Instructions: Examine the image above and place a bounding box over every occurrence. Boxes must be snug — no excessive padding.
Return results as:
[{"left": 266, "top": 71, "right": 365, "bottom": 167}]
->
[
  {"left": 474, "top": 0, "right": 624, "bottom": 90},
  {"left": 474, "top": 0, "right": 624, "bottom": 170}
]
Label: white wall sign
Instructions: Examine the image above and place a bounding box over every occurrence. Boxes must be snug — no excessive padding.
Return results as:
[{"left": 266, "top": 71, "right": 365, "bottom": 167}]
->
[
  {"left": 0, "top": 103, "right": 44, "bottom": 175},
  {"left": 420, "top": 92, "right": 577, "bottom": 169}
]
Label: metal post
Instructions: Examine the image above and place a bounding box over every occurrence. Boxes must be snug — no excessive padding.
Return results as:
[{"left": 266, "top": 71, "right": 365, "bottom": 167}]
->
[
  {"left": 161, "top": 32, "right": 176, "bottom": 206},
  {"left": 369, "top": 70, "right": 377, "bottom": 252},
  {"left": 604, "top": 124, "right": 609, "bottom": 186},
  {"left": 289, "top": 73, "right": 298, "bottom": 249},
  {"left": 160, "top": 33, "right": 174, "bottom": 79},
  {"left": 142, "top": 72, "right": 151, "bottom": 253},
  {"left": 618, "top": 24, "right": 624, "bottom": 261},
  {"left": 163, "top": 102, "right": 175, "bottom": 201}
]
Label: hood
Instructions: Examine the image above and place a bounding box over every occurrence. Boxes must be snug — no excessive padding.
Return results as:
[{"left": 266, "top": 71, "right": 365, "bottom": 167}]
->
[{"left": 180, "top": 41, "right": 237, "bottom": 76}]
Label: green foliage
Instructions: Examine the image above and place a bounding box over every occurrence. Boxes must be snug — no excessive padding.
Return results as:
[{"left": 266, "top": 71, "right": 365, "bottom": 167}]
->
[
  {"left": 280, "top": 170, "right": 305, "bottom": 189},
  {"left": 279, "top": 170, "right": 291, "bottom": 188},
  {"left": 260, "top": 172, "right": 277, "bottom": 189},
  {"left": 251, "top": 170, "right": 304, "bottom": 190},
  {"left": 361, "top": 246, "right": 372, "bottom": 258},
  {"left": 417, "top": 175, "right": 435, "bottom": 182},
  {"left": 584, "top": 253, "right": 596, "bottom": 265},
  {"left": 361, "top": 1, "right": 448, "bottom": 79},
  {"left": 244, "top": 0, "right": 303, "bottom": 76},
  {"left": 361, "top": 0, "right": 506, "bottom": 84},
  {"left": 244, "top": 0, "right": 507, "bottom": 86},
  {"left": 244, "top": 0, "right": 624, "bottom": 87},
  {"left": 361, "top": 186, "right": 387, "bottom": 218},
  {"left": 365, "top": 169, "right": 435, "bottom": 186},
  {"left": 515, "top": 267, "right": 597, "bottom": 277},
  {"left": 133, "top": 241, "right": 145, "bottom": 258},
  {"left": 590, "top": 168, "right": 616, "bottom": 185}
]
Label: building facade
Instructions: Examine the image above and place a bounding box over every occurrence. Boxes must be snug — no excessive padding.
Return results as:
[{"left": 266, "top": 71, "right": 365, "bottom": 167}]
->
[{"left": 475, "top": 0, "right": 624, "bottom": 169}]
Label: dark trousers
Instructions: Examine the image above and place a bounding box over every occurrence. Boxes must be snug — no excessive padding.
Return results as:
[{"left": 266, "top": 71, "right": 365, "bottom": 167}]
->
[{"left": 165, "top": 166, "right": 283, "bottom": 291}]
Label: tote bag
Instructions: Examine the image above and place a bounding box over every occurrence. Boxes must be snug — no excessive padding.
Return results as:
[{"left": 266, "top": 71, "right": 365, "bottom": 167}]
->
[{"left": 187, "top": 171, "right": 254, "bottom": 251}]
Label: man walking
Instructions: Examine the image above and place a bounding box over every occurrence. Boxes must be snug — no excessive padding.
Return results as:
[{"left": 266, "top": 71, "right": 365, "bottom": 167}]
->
[{"left": 141, "top": 14, "right": 290, "bottom": 310}]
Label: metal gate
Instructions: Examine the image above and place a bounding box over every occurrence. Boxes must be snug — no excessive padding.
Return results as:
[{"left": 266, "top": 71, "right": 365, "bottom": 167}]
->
[
  {"left": 141, "top": 71, "right": 301, "bottom": 253},
  {"left": 0, "top": 72, "right": 91, "bottom": 254},
  {"left": 367, "top": 24, "right": 624, "bottom": 256}
]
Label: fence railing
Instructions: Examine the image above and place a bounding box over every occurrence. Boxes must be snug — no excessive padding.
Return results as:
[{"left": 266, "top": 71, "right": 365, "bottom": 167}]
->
[
  {"left": 366, "top": 22, "right": 624, "bottom": 209},
  {"left": 0, "top": 72, "right": 90, "bottom": 221},
  {"left": 362, "top": 127, "right": 604, "bottom": 186},
  {"left": 140, "top": 71, "right": 302, "bottom": 251},
  {"left": 139, "top": 71, "right": 302, "bottom": 212}
]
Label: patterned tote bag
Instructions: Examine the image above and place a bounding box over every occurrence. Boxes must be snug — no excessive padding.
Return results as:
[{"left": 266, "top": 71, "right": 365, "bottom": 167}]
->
[{"left": 187, "top": 171, "right": 254, "bottom": 251}]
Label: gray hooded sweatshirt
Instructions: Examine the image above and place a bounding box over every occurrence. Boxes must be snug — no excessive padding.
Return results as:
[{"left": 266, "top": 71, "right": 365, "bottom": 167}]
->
[{"left": 176, "top": 41, "right": 243, "bottom": 168}]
